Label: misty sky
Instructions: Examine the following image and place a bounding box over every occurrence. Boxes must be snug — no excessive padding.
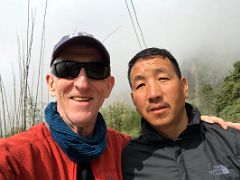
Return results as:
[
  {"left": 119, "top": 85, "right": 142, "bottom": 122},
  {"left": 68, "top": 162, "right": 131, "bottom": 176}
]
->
[{"left": 0, "top": 0, "right": 240, "bottom": 105}]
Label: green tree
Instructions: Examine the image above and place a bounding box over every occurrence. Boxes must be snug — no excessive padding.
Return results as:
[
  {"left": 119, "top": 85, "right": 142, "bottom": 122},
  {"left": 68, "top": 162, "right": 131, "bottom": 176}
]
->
[
  {"left": 199, "top": 83, "right": 217, "bottom": 115},
  {"left": 214, "top": 61, "right": 240, "bottom": 122},
  {"left": 27, "top": 97, "right": 43, "bottom": 126},
  {"left": 219, "top": 101, "right": 240, "bottom": 123},
  {"left": 101, "top": 101, "right": 141, "bottom": 137}
]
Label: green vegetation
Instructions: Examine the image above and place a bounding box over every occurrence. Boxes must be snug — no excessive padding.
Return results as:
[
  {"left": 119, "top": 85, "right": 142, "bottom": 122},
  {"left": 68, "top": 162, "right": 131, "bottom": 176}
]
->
[
  {"left": 101, "top": 101, "right": 141, "bottom": 137},
  {"left": 215, "top": 61, "right": 240, "bottom": 122},
  {"left": 197, "top": 60, "right": 240, "bottom": 122}
]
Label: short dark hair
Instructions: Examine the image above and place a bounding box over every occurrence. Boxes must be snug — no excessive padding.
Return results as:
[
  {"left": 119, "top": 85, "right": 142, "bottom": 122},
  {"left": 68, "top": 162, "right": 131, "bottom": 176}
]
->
[{"left": 128, "top": 48, "right": 182, "bottom": 88}]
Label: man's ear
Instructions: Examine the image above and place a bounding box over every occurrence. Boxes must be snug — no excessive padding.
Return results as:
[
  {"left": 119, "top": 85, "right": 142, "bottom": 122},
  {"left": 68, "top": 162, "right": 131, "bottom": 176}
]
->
[
  {"left": 46, "top": 74, "right": 57, "bottom": 97},
  {"left": 131, "top": 92, "right": 139, "bottom": 112},
  {"left": 181, "top": 77, "right": 189, "bottom": 99},
  {"left": 105, "top": 76, "right": 115, "bottom": 98},
  {"left": 131, "top": 92, "right": 137, "bottom": 106},
  {"left": 131, "top": 92, "right": 134, "bottom": 103}
]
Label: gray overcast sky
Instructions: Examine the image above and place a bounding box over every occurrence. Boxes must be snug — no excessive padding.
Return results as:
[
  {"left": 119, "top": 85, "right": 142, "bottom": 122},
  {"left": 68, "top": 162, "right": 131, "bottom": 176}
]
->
[{"left": 0, "top": 0, "right": 240, "bottom": 105}]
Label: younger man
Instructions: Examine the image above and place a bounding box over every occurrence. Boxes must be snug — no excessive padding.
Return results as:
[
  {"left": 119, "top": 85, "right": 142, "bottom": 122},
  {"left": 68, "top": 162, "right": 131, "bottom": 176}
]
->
[{"left": 122, "top": 48, "right": 240, "bottom": 179}]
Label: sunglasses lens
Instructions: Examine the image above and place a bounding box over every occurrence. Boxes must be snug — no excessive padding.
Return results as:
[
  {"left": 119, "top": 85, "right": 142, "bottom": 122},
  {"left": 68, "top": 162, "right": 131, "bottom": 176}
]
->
[
  {"left": 85, "top": 63, "right": 109, "bottom": 79},
  {"left": 53, "top": 61, "right": 79, "bottom": 79},
  {"left": 52, "top": 61, "right": 109, "bottom": 80}
]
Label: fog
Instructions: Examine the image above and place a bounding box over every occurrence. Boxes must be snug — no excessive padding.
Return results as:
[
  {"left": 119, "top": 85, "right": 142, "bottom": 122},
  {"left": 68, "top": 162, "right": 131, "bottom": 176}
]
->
[{"left": 0, "top": 0, "right": 240, "bottom": 106}]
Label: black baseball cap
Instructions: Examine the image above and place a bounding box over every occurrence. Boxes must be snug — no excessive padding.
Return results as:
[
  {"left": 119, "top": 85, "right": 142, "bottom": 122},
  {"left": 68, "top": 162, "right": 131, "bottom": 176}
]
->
[{"left": 50, "top": 32, "right": 110, "bottom": 66}]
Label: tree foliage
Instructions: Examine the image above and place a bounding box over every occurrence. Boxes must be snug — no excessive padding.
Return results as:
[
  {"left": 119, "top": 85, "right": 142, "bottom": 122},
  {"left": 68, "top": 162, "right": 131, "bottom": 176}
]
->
[
  {"left": 199, "top": 83, "right": 216, "bottom": 115},
  {"left": 199, "top": 61, "right": 240, "bottom": 122},
  {"left": 101, "top": 101, "right": 141, "bottom": 137},
  {"left": 214, "top": 61, "right": 240, "bottom": 121}
]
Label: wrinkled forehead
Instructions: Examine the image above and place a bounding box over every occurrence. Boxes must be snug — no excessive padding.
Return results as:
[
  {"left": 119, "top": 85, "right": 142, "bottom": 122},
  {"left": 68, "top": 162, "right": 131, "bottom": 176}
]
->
[{"left": 130, "top": 56, "right": 175, "bottom": 77}]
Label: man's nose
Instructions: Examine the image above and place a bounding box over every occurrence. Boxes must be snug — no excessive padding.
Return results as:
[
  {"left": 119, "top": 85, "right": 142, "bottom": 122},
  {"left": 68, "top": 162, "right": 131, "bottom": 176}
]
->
[
  {"left": 147, "top": 82, "right": 162, "bottom": 103},
  {"left": 74, "top": 68, "right": 91, "bottom": 89}
]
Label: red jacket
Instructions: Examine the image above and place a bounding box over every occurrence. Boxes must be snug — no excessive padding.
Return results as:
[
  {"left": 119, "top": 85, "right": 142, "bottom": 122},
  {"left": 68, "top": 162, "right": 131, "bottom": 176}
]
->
[{"left": 0, "top": 123, "right": 130, "bottom": 180}]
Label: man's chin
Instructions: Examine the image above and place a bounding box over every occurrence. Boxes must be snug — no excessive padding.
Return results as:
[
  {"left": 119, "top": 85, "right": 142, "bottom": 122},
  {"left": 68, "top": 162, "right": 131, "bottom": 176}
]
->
[{"left": 69, "top": 111, "right": 96, "bottom": 121}]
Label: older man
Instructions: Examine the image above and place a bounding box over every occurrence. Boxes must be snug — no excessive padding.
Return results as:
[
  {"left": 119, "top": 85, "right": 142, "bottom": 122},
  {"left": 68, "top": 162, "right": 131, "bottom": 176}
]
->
[
  {"left": 122, "top": 48, "right": 240, "bottom": 179},
  {"left": 0, "top": 32, "right": 130, "bottom": 180}
]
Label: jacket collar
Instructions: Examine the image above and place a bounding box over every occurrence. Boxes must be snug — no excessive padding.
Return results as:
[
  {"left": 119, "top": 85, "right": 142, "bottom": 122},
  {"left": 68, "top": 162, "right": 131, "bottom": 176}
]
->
[{"left": 141, "top": 103, "right": 202, "bottom": 143}]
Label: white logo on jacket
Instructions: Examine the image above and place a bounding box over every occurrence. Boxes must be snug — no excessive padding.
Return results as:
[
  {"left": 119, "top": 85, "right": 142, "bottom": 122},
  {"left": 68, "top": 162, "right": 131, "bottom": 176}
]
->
[{"left": 209, "top": 164, "right": 229, "bottom": 176}]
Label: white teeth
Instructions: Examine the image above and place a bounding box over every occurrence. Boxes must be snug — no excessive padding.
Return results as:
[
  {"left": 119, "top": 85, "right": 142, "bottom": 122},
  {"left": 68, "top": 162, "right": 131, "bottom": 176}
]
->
[{"left": 72, "top": 97, "right": 91, "bottom": 101}]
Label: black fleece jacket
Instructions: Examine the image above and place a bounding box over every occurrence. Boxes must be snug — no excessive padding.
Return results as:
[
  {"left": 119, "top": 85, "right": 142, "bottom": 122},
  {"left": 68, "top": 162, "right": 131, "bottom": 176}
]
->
[{"left": 122, "top": 103, "right": 240, "bottom": 180}]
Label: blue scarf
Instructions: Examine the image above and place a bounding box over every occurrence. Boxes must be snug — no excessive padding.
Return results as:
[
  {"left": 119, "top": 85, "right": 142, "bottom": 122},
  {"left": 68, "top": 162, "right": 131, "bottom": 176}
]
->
[{"left": 44, "top": 102, "right": 107, "bottom": 164}]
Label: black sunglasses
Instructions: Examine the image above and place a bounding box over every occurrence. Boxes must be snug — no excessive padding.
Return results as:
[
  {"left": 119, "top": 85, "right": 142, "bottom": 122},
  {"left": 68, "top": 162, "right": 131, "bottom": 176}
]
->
[{"left": 51, "top": 61, "right": 110, "bottom": 80}]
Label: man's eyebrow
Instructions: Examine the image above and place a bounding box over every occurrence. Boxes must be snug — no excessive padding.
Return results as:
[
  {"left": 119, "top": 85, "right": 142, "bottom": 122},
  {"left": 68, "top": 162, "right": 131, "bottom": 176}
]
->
[
  {"left": 132, "top": 67, "right": 169, "bottom": 83},
  {"left": 133, "top": 75, "right": 145, "bottom": 83},
  {"left": 154, "top": 67, "right": 168, "bottom": 74}
]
